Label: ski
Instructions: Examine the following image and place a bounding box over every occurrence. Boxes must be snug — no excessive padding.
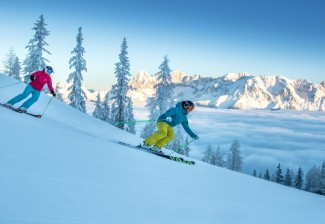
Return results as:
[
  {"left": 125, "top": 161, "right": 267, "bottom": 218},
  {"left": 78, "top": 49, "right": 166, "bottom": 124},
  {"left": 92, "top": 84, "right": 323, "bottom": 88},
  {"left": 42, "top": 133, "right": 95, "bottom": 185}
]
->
[
  {"left": 116, "top": 141, "right": 195, "bottom": 165},
  {"left": 0, "top": 103, "right": 42, "bottom": 118}
]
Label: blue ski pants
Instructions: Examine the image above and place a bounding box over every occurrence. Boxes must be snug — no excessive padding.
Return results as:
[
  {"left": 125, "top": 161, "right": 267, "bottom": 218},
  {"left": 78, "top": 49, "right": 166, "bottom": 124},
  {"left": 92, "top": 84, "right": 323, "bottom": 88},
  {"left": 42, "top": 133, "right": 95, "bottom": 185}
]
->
[{"left": 7, "top": 84, "right": 41, "bottom": 109}]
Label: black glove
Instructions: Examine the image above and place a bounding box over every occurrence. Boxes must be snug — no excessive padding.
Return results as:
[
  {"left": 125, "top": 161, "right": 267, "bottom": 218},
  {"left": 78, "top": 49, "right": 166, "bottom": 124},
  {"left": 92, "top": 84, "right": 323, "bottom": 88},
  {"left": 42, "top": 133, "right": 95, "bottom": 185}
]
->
[
  {"left": 194, "top": 135, "right": 199, "bottom": 140},
  {"left": 51, "top": 91, "right": 56, "bottom": 97},
  {"left": 30, "top": 76, "right": 35, "bottom": 81}
]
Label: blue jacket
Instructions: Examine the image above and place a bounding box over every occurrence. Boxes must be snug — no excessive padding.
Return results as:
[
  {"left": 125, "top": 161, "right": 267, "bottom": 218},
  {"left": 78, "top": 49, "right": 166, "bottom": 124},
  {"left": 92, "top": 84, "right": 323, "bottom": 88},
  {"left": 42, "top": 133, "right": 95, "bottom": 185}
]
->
[{"left": 157, "top": 102, "right": 196, "bottom": 138}]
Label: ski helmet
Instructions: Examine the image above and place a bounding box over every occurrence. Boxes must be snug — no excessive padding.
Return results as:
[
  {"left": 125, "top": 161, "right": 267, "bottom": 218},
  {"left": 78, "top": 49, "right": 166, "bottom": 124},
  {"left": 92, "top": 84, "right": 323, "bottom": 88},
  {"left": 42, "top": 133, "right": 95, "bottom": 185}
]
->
[
  {"left": 45, "top": 66, "right": 54, "bottom": 74},
  {"left": 182, "top": 100, "right": 195, "bottom": 113}
]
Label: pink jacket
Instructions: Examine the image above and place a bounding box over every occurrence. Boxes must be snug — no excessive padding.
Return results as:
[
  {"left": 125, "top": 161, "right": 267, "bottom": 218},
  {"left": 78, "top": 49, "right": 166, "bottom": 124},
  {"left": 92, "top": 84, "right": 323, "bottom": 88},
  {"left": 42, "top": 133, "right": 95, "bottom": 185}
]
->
[{"left": 30, "top": 70, "right": 54, "bottom": 92}]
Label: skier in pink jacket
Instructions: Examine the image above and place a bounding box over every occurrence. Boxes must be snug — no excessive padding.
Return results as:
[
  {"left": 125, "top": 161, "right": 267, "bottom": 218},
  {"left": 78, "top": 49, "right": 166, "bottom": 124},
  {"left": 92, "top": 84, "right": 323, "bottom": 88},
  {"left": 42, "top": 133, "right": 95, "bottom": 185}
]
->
[{"left": 5, "top": 66, "right": 56, "bottom": 112}]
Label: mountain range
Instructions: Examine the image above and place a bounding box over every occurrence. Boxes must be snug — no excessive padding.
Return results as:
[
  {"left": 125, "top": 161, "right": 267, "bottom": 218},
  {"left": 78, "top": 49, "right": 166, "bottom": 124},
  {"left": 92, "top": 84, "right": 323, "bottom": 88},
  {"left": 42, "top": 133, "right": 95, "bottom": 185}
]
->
[{"left": 55, "top": 71, "right": 325, "bottom": 111}]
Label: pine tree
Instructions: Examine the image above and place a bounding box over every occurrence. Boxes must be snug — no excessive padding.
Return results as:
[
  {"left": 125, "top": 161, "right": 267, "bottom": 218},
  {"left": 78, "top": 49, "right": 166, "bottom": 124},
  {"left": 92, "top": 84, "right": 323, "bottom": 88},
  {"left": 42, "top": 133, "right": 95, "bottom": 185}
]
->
[
  {"left": 110, "top": 37, "right": 135, "bottom": 134},
  {"left": 23, "top": 15, "right": 50, "bottom": 83},
  {"left": 12, "top": 56, "right": 22, "bottom": 80},
  {"left": 125, "top": 98, "right": 136, "bottom": 134},
  {"left": 320, "top": 161, "right": 325, "bottom": 194},
  {"left": 183, "top": 136, "right": 191, "bottom": 157},
  {"left": 102, "top": 92, "right": 111, "bottom": 123},
  {"left": 226, "top": 139, "right": 243, "bottom": 172},
  {"left": 169, "top": 126, "right": 186, "bottom": 155},
  {"left": 275, "top": 163, "right": 283, "bottom": 184},
  {"left": 263, "top": 169, "right": 270, "bottom": 181},
  {"left": 294, "top": 167, "right": 304, "bottom": 190},
  {"left": 141, "top": 56, "right": 173, "bottom": 140},
  {"left": 67, "top": 27, "right": 87, "bottom": 113},
  {"left": 284, "top": 168, "right": 293, "bottom": 186},
  {"left": 252, "top": 169, "right": 257, "bottom": 177},
  {"left": 213, "top": 145, "right": 225, "bottom": 167},
  {"left": 92, "top": 93, "right": 105, "bottom": 120},
  {"left": 54, "top": 85, "right": 64, "bottom": 101},
  {"left": 155, "top": 55, "right": 174, "bottom": 112},
  {"left": 141, "top": 97, "right": 159, "bottom": 139},
  {"left": 305, "top": 165, "right": 322, "bottom": 195},
  {"left": 3, "top": 48, "right": 19, "bottom": 79},
  {"left": 202, "top": 143, "right": 213, "bottom": 164}
]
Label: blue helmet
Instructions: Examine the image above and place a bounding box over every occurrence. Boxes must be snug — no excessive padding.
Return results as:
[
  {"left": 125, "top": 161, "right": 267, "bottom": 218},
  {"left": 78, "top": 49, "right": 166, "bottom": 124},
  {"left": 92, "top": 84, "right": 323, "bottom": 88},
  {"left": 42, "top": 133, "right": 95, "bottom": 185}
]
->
[{"left": 45, "top": 66, "right": 54, "bottom": 74}]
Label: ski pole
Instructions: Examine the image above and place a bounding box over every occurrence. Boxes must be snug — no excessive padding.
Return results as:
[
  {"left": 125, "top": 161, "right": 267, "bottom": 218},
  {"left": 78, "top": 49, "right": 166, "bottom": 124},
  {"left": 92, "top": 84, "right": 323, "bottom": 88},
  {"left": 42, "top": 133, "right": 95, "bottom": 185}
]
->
[
  {"left": 167, "top": 138, "right": 197, "bottom": 156},
  {"left": 0, "top": 81, "right": 21, "bottom": 89},
  {"left": 41, "top": 97, "right": 53, "bottom": 117}
]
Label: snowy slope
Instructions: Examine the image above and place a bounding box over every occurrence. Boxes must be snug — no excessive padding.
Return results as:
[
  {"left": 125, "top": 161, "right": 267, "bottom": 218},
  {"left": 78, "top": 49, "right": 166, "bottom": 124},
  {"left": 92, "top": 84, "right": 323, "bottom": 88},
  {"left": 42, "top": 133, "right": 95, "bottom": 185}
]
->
[{"left": 0, "top": 75, "right": 325, "bottom": 224}]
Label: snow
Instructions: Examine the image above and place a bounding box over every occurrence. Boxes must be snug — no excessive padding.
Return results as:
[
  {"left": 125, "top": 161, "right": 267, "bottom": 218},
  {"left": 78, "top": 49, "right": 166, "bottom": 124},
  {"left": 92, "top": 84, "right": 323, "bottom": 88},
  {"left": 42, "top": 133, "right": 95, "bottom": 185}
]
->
[{"left": 0, "top": 74, "right": 325, "bottom": 224}]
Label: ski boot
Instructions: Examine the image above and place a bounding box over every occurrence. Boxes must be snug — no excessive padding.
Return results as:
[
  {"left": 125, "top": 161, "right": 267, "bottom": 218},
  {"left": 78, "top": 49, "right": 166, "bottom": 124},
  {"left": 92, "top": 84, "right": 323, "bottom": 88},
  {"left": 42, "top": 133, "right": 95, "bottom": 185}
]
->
[{"left": 151, "top": 146, "right": 164, "bottom": 154}]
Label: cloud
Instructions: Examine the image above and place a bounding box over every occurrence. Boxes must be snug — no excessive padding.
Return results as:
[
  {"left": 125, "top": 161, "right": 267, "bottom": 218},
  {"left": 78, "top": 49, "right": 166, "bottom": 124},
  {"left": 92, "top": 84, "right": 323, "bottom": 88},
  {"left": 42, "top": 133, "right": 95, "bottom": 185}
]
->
[{"left": 190, "top": 108, "right": 325, "bottom": 175}]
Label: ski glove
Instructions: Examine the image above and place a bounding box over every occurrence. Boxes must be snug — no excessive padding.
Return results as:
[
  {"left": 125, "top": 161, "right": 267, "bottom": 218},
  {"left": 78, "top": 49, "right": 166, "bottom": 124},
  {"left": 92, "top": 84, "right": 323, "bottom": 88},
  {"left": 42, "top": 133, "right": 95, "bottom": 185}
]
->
[
  {"left": 165, "top": 116, "right": 172, "bottom": 122},
  {"left": 30, "top": 76, "right": 35, "bottom": 81},
  {"left": 194, "top": 135, "right": 199, "bottom": 140},
  {"left": 51, "top": 91, "right": 56, "bottom": 97}
]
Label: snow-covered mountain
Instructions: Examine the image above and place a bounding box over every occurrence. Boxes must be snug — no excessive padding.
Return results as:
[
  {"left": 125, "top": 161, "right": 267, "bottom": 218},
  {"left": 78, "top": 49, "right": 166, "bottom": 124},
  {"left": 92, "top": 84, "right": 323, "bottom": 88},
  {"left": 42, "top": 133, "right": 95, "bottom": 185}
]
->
[
  {"left": 128, "top": 71, "right": 325, "bottom": 111},
  {"left": 52, "top": 70, "right": 325, "bottom": 111},
  {"left": 1, "top": 74, "right": 325, "bottom": 224}
]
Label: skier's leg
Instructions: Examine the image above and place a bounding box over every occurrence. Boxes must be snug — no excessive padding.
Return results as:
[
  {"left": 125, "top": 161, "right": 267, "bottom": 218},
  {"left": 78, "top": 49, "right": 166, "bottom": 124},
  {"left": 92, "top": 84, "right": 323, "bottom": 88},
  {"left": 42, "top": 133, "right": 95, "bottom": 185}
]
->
[
  {"left": 144, "top": 122, "right": 168, "bottom": 146},
  {"left": 154, "top": 125, "right": 175, "bottom": 148},
  {"left": 7, "top": 85, "right": 33, "bottom": 106},
  {"left": 20, "top": 88, "right": 41, "bottom": 109}
]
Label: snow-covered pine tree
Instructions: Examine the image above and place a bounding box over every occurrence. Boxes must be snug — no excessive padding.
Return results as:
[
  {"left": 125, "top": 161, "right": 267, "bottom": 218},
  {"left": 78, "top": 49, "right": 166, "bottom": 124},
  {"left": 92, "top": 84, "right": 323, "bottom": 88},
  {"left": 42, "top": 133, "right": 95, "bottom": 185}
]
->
[
  {"left": 3, "top": 48, "right": 20, "bottom": 79},
  {"left": 125, "top": 98, "right": 136, "bottom": 134},
  {"left": 211, "top": 145, "right": 225, "bottom": 167},
  {"left": 102, "top": 92, "right": 111, "bottom": 123},
  {"left": 275, "top": 163, "right": 283, "bottom": 184},
  {"left": 155, "top": 55, "right": 174, "bottom": 112},
  {"left": 226, "top": 139, "right": 243, "bottom": 172},
  {"left": 169, "top": 126, "right": 185, "bottom": 155},
  {"left": 284, "top": 168, "right": 293, "bottom": 186},
  {"left": 294, "top": 167, "right": 304, "bottom": 190},
  {"left": 67, "top": 27, "right": 87, "bottom": 113},
  {"left": 110, "top": 37, "right": 135, "bottom": 134},
  {"left": 305, "top": 165, "right": 322, "bottom": 195},
  {"left": 252, "top": 169, "right": 257, "bottom": 177},
  {"left": 54, "top": 85, "right": 64, "bottom": 101},
  {"left": 141, "top": 55, "right": 173, "bottom": 139},
  {"left": 321, "top": 161, "right": 325, "bottom": 195},
  {"left": 203, "top": 144, "right": 225, "bottom": 166},
  {"left": 202, "top": 143, "right": 213, "bottom": 164},
  {"left": 12, "top": 56, "right": 22, "bottom": 81},
  {"left": 183, "top": 136, "right": 191, "bottom": 157},
  {"left": 93, "top": 93, "right": 105, "bottom": 120},
  {"left": 263, "top": 169, "right": 271, "bottom": 181},
  {"left": 23, "top": 15, "right": 50, "bottom": 83},
  {"left": 140, "top": 97, "right": 160, "bottom": 139}
]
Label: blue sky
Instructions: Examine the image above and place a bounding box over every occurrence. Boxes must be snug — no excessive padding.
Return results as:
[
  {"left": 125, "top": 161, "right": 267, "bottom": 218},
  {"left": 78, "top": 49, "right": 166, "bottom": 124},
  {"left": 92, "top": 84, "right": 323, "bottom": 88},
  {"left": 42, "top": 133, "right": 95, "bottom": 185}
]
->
[{"left": 0, "top": 0, "right": 324, "bottom": 90}]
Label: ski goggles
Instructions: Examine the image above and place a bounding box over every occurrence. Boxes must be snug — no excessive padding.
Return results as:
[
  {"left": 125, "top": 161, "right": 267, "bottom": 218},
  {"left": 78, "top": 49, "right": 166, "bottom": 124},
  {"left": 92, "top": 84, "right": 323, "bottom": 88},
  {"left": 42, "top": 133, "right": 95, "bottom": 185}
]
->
[
  {"left": 185, "top": 105, "right": 194, "bottom": 112},
  {"left": 47, "top": 69, "right": 53, "bottom": 74}
]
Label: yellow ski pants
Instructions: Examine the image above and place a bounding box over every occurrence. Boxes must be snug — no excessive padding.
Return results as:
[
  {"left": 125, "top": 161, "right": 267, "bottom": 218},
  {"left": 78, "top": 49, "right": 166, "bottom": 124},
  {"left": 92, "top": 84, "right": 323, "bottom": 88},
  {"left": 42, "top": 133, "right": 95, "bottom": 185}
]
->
[{"left": 144, "top": 122, "right": 175, "bottom": 148}]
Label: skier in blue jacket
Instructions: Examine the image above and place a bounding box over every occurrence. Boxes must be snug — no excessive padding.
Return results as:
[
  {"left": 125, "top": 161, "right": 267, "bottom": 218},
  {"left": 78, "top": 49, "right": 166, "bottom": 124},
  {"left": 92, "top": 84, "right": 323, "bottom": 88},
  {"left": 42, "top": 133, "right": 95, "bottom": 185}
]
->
[{"left": 141, "top": 100, "right": 199, "bottom": 153}]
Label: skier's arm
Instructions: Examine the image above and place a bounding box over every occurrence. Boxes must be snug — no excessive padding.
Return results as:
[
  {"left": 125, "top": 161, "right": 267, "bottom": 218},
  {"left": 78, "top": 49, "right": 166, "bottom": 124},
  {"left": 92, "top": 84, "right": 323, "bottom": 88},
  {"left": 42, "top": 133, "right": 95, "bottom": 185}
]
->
[
  {"left": 47, "top": 77, "right": 54, "bottom": 92},
  {"left": 157, "top": 108, "right": 177, "bottom": 122},
  {"left": 181, "top": 120, "right": 196, "bottom": 138}
]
